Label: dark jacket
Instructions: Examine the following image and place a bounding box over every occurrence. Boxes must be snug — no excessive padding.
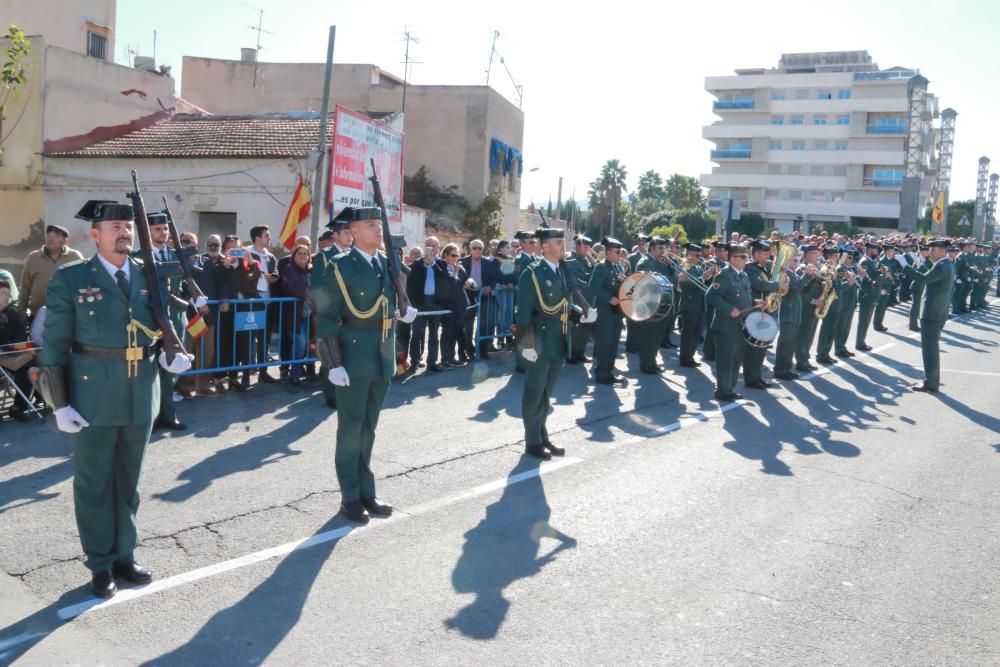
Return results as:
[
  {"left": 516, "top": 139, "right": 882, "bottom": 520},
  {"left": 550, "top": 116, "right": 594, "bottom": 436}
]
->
[
  {"left": 707, "top": 266, "right": 753, "bottom": 334},
  {"left": 459, "top": 255, "right": 499, "bottom": 303},
  {"left": 406, "top": 259, "right": 450, "bottom": 309},
  {"left": 905, "top": 258, "right": 955, "bottom": 322},
  {"left": 0, "top": 305, "right": 27, "bottom": 344},
  {"left": 195, "top": 254, "right": 229, "bottom": 324}
]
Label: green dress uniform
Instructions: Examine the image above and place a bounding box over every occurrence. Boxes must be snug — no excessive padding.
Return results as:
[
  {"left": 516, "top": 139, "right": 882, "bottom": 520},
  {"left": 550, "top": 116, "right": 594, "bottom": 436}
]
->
[
  {"left": 706, "top": 265, "right": 753, "bottom": 398},
  {"left": 39, "top": 254, "right": 163, "bottom": 572},
  {"left": 951, "top": 249, "right": 970, "bottom": 314},
  {"left": 566, "top": 249, "right": 595, "bottom": 362},
  {"left": 907, "top": 255, "right": 932, "bottom": 329},
  {"left": 834, "top": 262, "right": 860, "bottom": 355},
  {"left": 773, "top": 266, "right": 810, "bottom": 377},
  {"left": 625, "top": 248, "right": 645, "bottom": 353},
  {"left": 904, "top": 250, "right": 956, "bottom": 391},
  {"left": 151, "top": 243, "right": 188, "bottom": 424},
  {"left": 855, "top": 250, "right": 887, "bottom": 348},
  {"left": 701, "top": 255, "right": 726, "bottom": 362},
  {"left": 634, "top": 252, "right": 675, "bottom": 373},
  {"left": 312, "top": 241, "right": 350, "bottom": 408},
  {"left": 516, "top": 252, "right": 576, "bottom": 458},
  {"left": 744, "top": 259, "right": 781, "bottom": 385},
  {"left": 873, "top": 253, "right": 898, "bottom": 329},
  {"left": 795, "top": 265, "right": 823, "bottom": 370},
  {"left": 313, "top": 246, "right": 397, "bottom": 505},
  {"left": 676, "top": 254, "right": 705, "bottom": 366},
  {"left": 815, "top": 260, "right": 846, "bottom": 362},
  {"left": 513, "top": 251, "right": 537, "bottom": 374},
  {"left": 588, "top": 254, "right": 625, "bottom": 384}
]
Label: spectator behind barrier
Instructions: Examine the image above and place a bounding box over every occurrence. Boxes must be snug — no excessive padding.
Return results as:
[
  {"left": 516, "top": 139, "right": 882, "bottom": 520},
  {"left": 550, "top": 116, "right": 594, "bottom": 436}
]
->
[
  {"left": 279, "top": 243, "right": 313, "bottom": 385},
  {"left": 0, "top": 280, "right": 35, "bottom": 421}
]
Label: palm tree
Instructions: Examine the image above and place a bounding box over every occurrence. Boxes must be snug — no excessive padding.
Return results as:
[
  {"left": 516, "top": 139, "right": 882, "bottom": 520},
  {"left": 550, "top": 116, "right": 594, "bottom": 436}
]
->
[
  {"left": 598, "top": 159, "right": 628, "bottom": 237},
  {"left": 665, "top": 174, "right": 705, "bottom": 210}
]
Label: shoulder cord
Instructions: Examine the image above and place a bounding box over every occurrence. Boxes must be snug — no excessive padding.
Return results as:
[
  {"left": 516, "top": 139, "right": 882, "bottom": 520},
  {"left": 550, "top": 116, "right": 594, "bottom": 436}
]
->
[
  {"left": 333, "top": 263, "right": 391, "bottom": 341},
  {"left": 530, "top": 270, "right": 569, "bottom": 334}
]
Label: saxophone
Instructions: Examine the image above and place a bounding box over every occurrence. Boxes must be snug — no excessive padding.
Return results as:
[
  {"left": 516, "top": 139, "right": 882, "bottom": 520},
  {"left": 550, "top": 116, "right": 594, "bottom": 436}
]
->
[{"left": 815, "top": 255, "right": 842, "bottom": 319}]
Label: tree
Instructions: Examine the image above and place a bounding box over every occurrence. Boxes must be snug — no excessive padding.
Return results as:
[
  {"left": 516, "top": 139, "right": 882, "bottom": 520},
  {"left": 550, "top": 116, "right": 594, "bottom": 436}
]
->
[
  {"left": 650, "top": 223, "right": 687, "bottom": 244},
  {"left": 404, "top": 165, "right": 469, "bottom": 220},
  {"left": 636, "top": 170, "right": 665, "bottom": 204},
  {"left": 1, "top": 25, "right": 31, "bottom": 148},
  {"left": 464, "top": 191, "right": 503, "bottom": 240},
  {"left": 671, "top": 208, "right": 716, "bottom": 243},
  {"left": 664, "top": 174, "right": 705, "bottom": 210},
  {"left": 731, "top": 212, "right": 765, "bottom": 238}
]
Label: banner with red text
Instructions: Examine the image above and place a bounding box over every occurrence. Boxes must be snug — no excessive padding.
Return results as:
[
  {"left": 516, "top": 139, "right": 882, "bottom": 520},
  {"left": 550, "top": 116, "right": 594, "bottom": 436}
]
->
[{"left": 329, "top": 105, "right": 406, "bottom": 223}]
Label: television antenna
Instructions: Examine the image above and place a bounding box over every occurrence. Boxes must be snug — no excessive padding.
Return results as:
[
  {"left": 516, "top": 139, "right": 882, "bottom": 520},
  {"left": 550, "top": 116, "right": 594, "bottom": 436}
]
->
[{"left": 245, "top": 5, "right": 275, "bottom": 87}]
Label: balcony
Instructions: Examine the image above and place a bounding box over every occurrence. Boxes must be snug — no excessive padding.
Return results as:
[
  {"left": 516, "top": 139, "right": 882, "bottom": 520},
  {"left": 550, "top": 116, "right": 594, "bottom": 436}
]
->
[
  {"left": 711, "top": 149, "right": 751, "bottom": 159},
  {"left": 866, "top": 122, "right": 907, "bottom": 134},
  {"left": 713, "top": 99, "right": 754, "bottom": 110},
  {"left": 854, "top": 70, "right": 917, "bottom": 81},
  {"left": 863, "top": 177, "right": 903, "bottom": 188}
]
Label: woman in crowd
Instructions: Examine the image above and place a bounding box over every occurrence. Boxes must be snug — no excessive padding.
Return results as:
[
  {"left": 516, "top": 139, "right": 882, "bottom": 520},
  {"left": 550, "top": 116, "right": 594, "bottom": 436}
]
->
[{"left": 279, "top": 244, "right": 313, "bottom": 385}]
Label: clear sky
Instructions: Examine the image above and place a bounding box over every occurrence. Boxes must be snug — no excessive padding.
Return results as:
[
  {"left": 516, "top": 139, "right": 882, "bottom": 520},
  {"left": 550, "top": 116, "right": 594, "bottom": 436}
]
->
[{"left": 116, "top": 0, "right": 999, "bottom": 207}]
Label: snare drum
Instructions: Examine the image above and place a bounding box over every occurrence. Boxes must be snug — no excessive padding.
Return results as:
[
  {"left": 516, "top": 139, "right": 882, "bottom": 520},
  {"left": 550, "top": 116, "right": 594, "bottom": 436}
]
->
[
  {"left": 618, "top": 271, "right": 673, "bottom": 322},
  {"left": 742, "top": 310, "right": 779, "bottom": 348}
]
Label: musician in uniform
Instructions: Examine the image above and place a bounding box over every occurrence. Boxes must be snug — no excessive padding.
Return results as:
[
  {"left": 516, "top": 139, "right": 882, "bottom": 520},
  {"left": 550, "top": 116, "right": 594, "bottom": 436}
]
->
[
  {"left": 312, "top": 206, "right": 417, "bottom": 524},
  {"left": 588, "top": 236, "right": 628, "bottom": 385},
  {"left": 794, "top": 245, "right": 823, "bottom": 372},
  {"left": 815, "top": 246, "right": 846, "bottom": 365},
  {"left": 873, "top": 244, "right": 899, "bottom": 331},
  {"left": 625, "top": 233, "right": 649, "bottom": 354},
  {"left": 701, "top": 241, "right": 728, "bottom": 362},
  {"left": 516, "top": 226, "right": 595, "bottom": 460},
  {"left": 36, "top": 200, "right": 193, "bottom": 598},
  {"left": 634, "top": 237, "right": 675, "bottom": 374},
  {"left": 744, "top": 240, "right": 786, "bottom": 389},
  {"left": 855, "top": 242, "right": 887, "bottom": 351},
  {"left": 972, "top": 243, "right": 991, "bottom": 309},
  {"left": 512, "top": 230, "right": 538, "bottom": 375},
  {"left": 773, "top": 251, "right": 815, "bottom": 380},
  {"left": 566, "top": 235, "right": 596, "bottom": 364},
  {"left": 706, "top": 244, "right": 753, "bottom": 401},
  {"left": 676, "top": 243, "right": 706, "bottom": 368},
  {"left": 833, "top": 249, "right": 860, "bottom": 357},
  {"left": 907, "top": 244, "right": 932, "bottom": 331},
  {"left": 903, "top": 238, "right": 956, "bottom": 393}
]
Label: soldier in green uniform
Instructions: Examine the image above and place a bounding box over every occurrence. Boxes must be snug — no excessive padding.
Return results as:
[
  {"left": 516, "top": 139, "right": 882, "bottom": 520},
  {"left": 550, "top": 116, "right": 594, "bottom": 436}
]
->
[
  {"left": 906, "top": 244, "right": 932, "bottom": 331},
  {"left": 744, "top": 240, "right": 786, "bottom": 389},
  {"left": 312, "top": 207, "right": 417, "bottom": 524},
  {"left": 794, "top": 245, "right": 823, "bottom": 371},
  {"left": 625, "top": 234, "right": 649, "bottom": 354},
  {"left": 706, "top": 244, "right": 754, "bottom": 401},
  {"left": 855, "top": 242, "right": 887, "bottom": 351},
  {"left": 904, "top": 238, "right": 956, "bottom": 392},
  {"left": 517, "top": 227, "right": 595, "bottom": 460},
  {"left": 833, "top": 249, "right": 860, "bottom": 357},
  {"left": 815, "top": 246, "right": 846, "bottom": 365},
  {"left": 873, "top": 244, "right": 900, "bottom": 331},
  {"left": 701, "top": 241, "right": 728, "bottom": 362},
  {"left": 311, "top": 213, "right": 354, "bottom": 408},
  {"left": 36, "top": 200, "right": 193, "bottom": 598},
  {"left": 676, "top": 243, "right": 706, "bottom": 368},
  {"left": 972, "top": 243, "right": 991, "bottom": 309},
  {"left": 566, "top": 235, "right": 596, "bottom": 364},
  {"left": 588, "top": 236, "right": 628, "bottom": 385},
  {"left": 512, "top": 230, "right": 538, "bottom": 375},
  {"left": 773, "top": 251, "right": 815, "bottom": 379},
  {"left": 634, "top": 237, "right": 675, "bottom": 374}
]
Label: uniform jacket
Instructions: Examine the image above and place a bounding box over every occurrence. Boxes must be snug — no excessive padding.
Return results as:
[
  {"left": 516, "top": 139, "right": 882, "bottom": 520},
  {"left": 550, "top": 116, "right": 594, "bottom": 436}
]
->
[
  {"left": 588, "top": 260, "right": 625, "bottom": 318},
  {"left": 777, "top": 268, "right": 812, "bottom": 324},
  {"left": 905, "top": 257, "right": 955, "bottom": 322},
  {"left": 515, "top": 260, "right": 574, "bottom": 360},
  {"left": 857, "top": 255, "right": 889, "bottom": 304},
  {"left": 706, "top": 266, "right": 753, "bottom": 334}
]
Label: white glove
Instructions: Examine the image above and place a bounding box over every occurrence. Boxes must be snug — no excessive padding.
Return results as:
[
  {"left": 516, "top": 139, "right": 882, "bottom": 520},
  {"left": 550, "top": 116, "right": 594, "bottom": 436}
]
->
[
  {"left": 158, "top": 351, "right": 194, "bottom": 374},
  {"left": 581, "top": 308, "right": 597, "bottom": 324},
  {"left": 394, "top": 306, "right": 418, "bottom": 324},
  {"left": 193, "top": 296, "right": 208, "bottom": 309},
  {"left": 328, "top": 366, "right": 350, "bottom": 387},
  {"left": 467, "top": 279, "right": 478, "bottom": 290},
  {"left": 521, "top": 348, "right": 538, "bottom": 363},
  {"left": 54, "top": 406, "right": 89, "bottom": 433}
]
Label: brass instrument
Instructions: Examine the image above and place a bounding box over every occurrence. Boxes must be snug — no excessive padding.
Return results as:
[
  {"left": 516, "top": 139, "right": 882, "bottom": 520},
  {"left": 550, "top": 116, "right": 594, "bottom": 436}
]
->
[
  {"left": 662, "top": 249, "right": 717, "bottom": 293},
  {"left": 765, "top": 240, "right": 796, "bottom": 313},
  {"left": 815, "top": 254, "right": 843, "bottom": 319}
]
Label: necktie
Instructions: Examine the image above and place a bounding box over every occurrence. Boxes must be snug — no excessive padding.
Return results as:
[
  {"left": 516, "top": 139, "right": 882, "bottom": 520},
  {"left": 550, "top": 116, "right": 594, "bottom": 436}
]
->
[
  {"left": 371, "top": 257, "right": 382, "bottom": 280},
  {"left": 115, "top": 269, "right": 130, "bottom": 299}
]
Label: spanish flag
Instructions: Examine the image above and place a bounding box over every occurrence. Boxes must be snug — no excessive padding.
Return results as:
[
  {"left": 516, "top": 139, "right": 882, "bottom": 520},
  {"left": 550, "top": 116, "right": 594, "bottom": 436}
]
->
[
  {"left": 932, "top": 192, "right": 945, "bottom": 224},
  {"left": 279, "top": 176, "right": 312, "bottom": 250},
  {"left": 185, "top": 312, "right": 208, "bottom": 340}
]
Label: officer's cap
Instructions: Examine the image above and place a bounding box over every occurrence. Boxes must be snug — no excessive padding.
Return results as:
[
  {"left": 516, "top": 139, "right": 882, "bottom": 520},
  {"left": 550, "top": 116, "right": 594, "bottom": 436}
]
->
[
  {"left": 147, "top": 211, "right": 168, "bottom": 226},
  {"left": 330, "top": 206, "right": 382, "bottom": 229},
  {"left": 728, "top": 244, "right": 750, "bottom": 256},
  {"left": 574, "top": 234, "right": 593, "bottom": 245},
  {"left": 75, "top": 200, "right": 134, "bottom": 226},
  {"left": 960, "top": 239, "right": 975, "bottom": 247},
  {"left": 750, "top": 239, "right": 770, "bottom": 252},
  {"left": 927, "top": 239, "right": 950, "bottom": 249},
  {"left": 514, "top": 230, "right": 534, "bottom": 241},
  {"left": 822, "top": 246, "right": 841, "bottom": 256},
  {"left": 636, "top": 233, "right": 651, "bottom": 242},
  {"left": 865, "top": 242, "right": 881, "bottom": 250},
  {"left": 535, "top": 227, "right": 565, "bottom": 241},
  {"left": 601, "top": 236, "right": 625, "bottom": 250},
  {"left": 800, "top": 244, "right": 819, "bottom": 253},
  {"left": 648, "top": 236, "right": 669, "bottom": 247},
  {"left": 685, "top": 243, "right": 702, "bottom": 253},
  {"left": 711, "top": 241, "right": 728, "bottom": 250}
]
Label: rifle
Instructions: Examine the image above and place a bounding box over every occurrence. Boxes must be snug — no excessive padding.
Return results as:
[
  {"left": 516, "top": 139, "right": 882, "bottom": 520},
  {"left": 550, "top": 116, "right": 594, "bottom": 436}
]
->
[
  {"left": 538, "top": 210, "right": 591, "bottom": 317},
  {"left": 126, "top": 171, "right": 185, "bottom": 364},
  {"left": 368, "top": 158, "right": 410, "bottom": 313},
  {"left": 161, "top": 196, "right": 206, "bottom": 303}
]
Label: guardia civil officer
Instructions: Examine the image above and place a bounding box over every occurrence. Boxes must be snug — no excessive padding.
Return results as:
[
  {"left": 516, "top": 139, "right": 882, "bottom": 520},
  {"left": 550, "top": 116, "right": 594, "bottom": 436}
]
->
[
  {"left": 311, "top": 211, "right": 354, "bottom": 409},
  {"left": 566, "top": 235, "right": 596, "bottom": 364},
  {"left": 675, "top": 243, "right": 706, "bottom": 368},
  {"left": 312, "top": 207, "right": 417, "bottom": 524},
  {"left": 773, "top": 252, "right": 815, "bottom": 380},
  {"left": 903, "top": 239, "right": 956, "bottom": 393},
  {"left": 588, "top": 236, "right": 627, "bottom": 385},
  {"left": 855, "top": 242, "right": 887, "bottom": 351},
  {"left": 744, "top": 240, "right": 787, "bottom": 389},
  {"left": 706, "top": 244, "right": 754, "bottom": 401},
  {"left": 815, "top": 246, "right": 846, "bottom": 365},
  {"left": 833, "top": 249, "right": 860, "bottom": 357},
  {"left": 36, "top": 200, "right": 193, "bottom": 598},
  {"left": 906, "top": 244, "right": 932, "bottom": 331}
]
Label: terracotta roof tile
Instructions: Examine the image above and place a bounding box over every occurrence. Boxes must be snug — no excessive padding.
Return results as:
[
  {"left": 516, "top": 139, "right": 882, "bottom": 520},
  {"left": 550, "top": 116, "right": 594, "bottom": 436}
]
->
[{"left": 48, "top": 114, "right": 335, "bottom": 158}]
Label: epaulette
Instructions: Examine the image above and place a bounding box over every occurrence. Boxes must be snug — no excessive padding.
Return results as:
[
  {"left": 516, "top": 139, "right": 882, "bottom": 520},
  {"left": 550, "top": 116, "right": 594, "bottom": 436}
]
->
[{"left": 57, "top": 259, "right": 86, "bottom": 271}]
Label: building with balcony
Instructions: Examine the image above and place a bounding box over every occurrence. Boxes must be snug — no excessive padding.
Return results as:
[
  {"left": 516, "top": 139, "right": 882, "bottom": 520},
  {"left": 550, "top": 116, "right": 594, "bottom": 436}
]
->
[{"left": 700, "top": 51, "right": 944, "bottom": 234}]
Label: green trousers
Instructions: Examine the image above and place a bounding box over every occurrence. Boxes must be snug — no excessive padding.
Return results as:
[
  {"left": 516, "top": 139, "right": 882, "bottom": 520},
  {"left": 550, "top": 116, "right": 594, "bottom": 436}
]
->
[
  {"left": 713, "top": 331, "right": 745, "bottom": 395},
  {"left": 73, "top": 424, "right": 153, "bottom": 572},
  {"left": 637, "top": 318, "right": 669, "bottom": 372},
  {"left": 773, "top": 320, "right": 798, "bottom": 375},
  {"left": 795, "top": 309, "right": 819, "bottom": 369},
  {"left": 815, "top": 308, "right": 841, "bottom": 357},
  {"left": 919, "top": 319, "right": 946, "bottom": 390},
  {"left": 157, "top": 367, "right": 176, "bottom": 421},
  {"left": 855, "top": 299, "right": 877, "bottom": 346},
  {"left": 908, "top": 284, "right": 924, "bottom": 329},
  {"left": 702, "top": 309, "right": 716, "bottom": 361},
  {"left": 834, "top": 303, "right": 856, "bottom": 354},
  {"left": 678, "top": 311, "right": 704, "bottom": 364},
  {"left": 319, "top": 364, "right": 337, "bottom": 406},
  {"left": 522, "top": 357, "right": 564, "bottom": 447},
  {"left": 874, "top": 293, "right": 891, "bottom": 328},
  {"left": 592, "top": 311, "right": 623, "bottom": 381},
  {"left": 571, "top": 322, "right": 592, "bottom": 360},
  {"left": 742, "top": 339, "right": 768, "bottom": 385},
  {"left": 334, "top": 376, "right": 389, "bottom": 502}
]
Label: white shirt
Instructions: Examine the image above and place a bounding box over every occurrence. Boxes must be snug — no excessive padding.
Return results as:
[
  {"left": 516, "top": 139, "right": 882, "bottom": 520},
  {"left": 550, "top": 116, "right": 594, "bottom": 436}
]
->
[
  {"left": 354, "top": 247, "right": 384, "bottom": 273},
  {"left": 248, "top": 247, "right": 272, "bottom": 296},
  {"left": 423, "top": 261, "right": 436, "bottom": 295},
  {"left": 97, "top": 252, "right": 130, "bottom": 283},
  {"left": 542, "top": 257, "right": 560, "bottom": 273}
]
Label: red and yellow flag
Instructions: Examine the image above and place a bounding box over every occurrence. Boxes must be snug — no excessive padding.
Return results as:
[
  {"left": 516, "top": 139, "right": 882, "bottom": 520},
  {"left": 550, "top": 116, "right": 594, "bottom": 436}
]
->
[
  {"left": 185, "top": 312, "right": 208, "bottom": 340},
  {"left": 932, "top": 192, "right": 945, "bottom": 223},
  {"left": 279, "top": 176, "right": 312, "bottom": 250}
]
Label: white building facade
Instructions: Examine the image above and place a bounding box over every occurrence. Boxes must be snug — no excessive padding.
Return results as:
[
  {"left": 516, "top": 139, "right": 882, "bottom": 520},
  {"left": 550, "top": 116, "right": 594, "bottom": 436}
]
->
[{"left": 701, "top": 51, "right": 942, "bottom": 234}]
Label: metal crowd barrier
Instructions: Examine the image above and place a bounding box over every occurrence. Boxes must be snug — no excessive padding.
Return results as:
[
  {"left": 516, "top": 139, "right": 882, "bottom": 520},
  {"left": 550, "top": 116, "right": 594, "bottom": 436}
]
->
[
  {"left": 474, "top": 287, "right": 516, "bottom": 359},
  {"left": 180, "top": 297, "right": 318, "bottom": 376}
]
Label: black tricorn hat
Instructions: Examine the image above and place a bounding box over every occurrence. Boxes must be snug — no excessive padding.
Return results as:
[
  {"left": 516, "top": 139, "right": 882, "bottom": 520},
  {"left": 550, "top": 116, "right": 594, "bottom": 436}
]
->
[
  {"left": 822, "top": 245, "right": 841, "bottom": 256},
  {"left": 927, "top": 239, "right": 950, "bottom": 249},
  {"left": 535, "top": 227, "right": 565, "bottom": 240},
  {"left": 750, "top": 239, "right": 770, "bottom": 252},
  {"left": 514, "top": 230, "right": 534, "bottom": 240},
  {"left": 328, "top": 206, "right": 382, "bottom": 229},
  {"left": 146, "top": 211, "right": 169, "bottom": 226},
  {"left": 601, "top": 236, "right": 625, "bottom": 249},
  {"left": 75, "top": 200, "right": 134, "bottom": 225},
  {"left": 574, "top": 234, "right": 593, "bottom": 245},
  {"left": 685, "top": 243, "right": 702, "bottom": 252}
]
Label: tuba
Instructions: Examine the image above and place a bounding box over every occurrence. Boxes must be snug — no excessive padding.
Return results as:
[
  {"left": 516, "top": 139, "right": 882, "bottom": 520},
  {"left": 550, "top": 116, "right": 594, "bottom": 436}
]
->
[{"left": 765, "top": 240, "right": 796, "bottom": 313}]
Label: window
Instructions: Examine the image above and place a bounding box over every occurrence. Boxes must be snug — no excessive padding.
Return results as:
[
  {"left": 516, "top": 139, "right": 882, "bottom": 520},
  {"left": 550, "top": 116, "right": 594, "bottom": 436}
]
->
[
  {"left": 813, "top": 116, "right": 828, "bottom": 125},
  {"left": 790, "top": 115, "right": 804, "bottom": 126},
  {"left": 787, "top": 165, "right": 802, "bottom": 175},
  {"left": 795, "top": 89, "right": 809, "bottom": 100},
  {"left": 731, "top": 141, "right": 751, "bottom": 152},
  {"left": 831, "top": 192, "right": 846, "bottom": 202},
  {"left": 836, "top": 114, "right": 850, "bottom": 126},
  {"left": 770, "top": 116, "right": 784, "bottom": 125},
  {"left": 814, "top": 140, "right": 828, "bottom": 151},
  {"left": 817, "top": 89, "right": 832, "bottom": 100},
  {"left": 871, "top": 168, "right": 903, "bottom": 186},
  {"left": 837, "top": 89, "right": 852, "bottom": 99},
  {"left": 768, "top": 164, "right": 782, "bottom": 175},
  {"left": 788, "top": 190, "right": 802, "bottom": 200},
  {"left": 810, "top": 165, "right": 826, "bottom": 176},
  {"left": 765, "top": 189, "right": 780, "bottom": 198},
  {"left": 769, "top": 141, "right": 783, "bottom": 151},
  {"left": 771, "top": 89, "right": 787, "bottom": 100},
  {"left": 832, "top": 165, "right": 847, "bottom": 176},
  {"left": 810, "top": 191, "right": 825, "bottom": 202},
  {"left": 792, "top": 141, "right": 806, "bottom": 151},
  {"left": 834, "top": 140, "right": 848, "bottom": 151},
  {"left": 87, "top": 30, "right": 107, "bottom": 60}
]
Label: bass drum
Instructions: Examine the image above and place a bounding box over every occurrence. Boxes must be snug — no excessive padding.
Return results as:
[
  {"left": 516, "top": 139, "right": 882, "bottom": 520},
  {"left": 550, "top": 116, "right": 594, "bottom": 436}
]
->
[
  {"left": 743, "top": 310, "right": 779, "bottom": 348},
  {"left": 618, "top": 271, "right": 673, "bottom": 322}
]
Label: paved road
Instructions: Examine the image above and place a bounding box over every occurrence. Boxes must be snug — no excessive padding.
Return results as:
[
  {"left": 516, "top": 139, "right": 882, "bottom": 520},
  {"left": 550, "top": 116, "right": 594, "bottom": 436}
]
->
[{"left": 2, "top": 301, "right": 999, "bottom": 665}]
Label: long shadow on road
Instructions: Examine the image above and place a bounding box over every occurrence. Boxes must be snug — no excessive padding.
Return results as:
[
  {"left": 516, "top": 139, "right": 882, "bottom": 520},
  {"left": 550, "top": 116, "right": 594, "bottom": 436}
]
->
[{"left": 445, "top": 456, "right": 575, "bottom": 639}]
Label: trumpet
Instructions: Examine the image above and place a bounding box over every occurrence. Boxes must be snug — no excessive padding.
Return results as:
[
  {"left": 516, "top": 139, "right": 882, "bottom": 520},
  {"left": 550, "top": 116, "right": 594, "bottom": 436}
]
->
[{"left": 662, "top": 249, "right": 716, "bottom": 293}]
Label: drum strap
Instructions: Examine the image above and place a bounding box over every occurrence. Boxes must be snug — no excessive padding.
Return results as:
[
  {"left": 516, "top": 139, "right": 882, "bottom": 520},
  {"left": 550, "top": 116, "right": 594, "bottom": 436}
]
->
[{"left": 530, "top": 271, "right": 569, "bottom": 334}]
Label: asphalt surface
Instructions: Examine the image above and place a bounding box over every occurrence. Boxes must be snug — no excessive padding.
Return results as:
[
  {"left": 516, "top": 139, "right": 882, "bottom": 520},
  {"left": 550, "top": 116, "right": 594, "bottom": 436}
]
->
[{"left": 1, "top": 300, "right": 999, "bottom": 665}]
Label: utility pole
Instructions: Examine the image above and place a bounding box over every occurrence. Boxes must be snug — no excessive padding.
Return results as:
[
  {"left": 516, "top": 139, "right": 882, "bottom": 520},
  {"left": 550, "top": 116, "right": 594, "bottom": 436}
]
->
[
  {"left": 555, "top": 176, "right": 563, "bottom": 225},
  {"left": 401, "top": 28, "right": 421, "bottom": 113},
  {"left": 309, "top": 25, "right": 336, "bottom": 245},
  {"left": 485, "top": 30, "right": 499, "bottom": 85}
]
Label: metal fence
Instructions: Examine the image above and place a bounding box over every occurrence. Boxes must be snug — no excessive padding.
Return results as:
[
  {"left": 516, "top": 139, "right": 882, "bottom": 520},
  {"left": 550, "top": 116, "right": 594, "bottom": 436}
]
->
[{"left": 474, "top": 288, "right": 516, "bottom": 358}]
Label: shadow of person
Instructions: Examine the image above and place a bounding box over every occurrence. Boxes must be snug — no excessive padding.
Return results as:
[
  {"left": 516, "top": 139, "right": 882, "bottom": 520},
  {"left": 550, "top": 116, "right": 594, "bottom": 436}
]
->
[
  {"left": 444, "top": 457, "right": 576, "bottom": 640},
  {"left": 0, "top": 456, "right": 72, "bottom": 515},
  {"left": 930, "top": 391, "right": 1000, "bottom": 434},
  {"left": 144, "top": 515, "right": 349, "bottom": 666},
  {"left": 471, "top": 373, "right": 522, "bottom": 423},
  {"left": 0, "top": 584, "right": 99, "bottom": 664}
]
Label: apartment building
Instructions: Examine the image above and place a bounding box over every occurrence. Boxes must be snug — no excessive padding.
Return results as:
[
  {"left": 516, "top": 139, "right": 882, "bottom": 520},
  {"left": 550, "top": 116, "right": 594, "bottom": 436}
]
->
[{"left": 701, "top": 51, "right": 942, "bottom": 234}]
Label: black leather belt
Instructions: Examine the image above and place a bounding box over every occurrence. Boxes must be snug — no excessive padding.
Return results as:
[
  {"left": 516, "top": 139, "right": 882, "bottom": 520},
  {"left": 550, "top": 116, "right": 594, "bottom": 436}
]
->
[
  {"left": 72, "top": 342, "right": 157, "bottom": 360},
  {"left": 342, "top": 315, "right": 389, "bottom": 330}
]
